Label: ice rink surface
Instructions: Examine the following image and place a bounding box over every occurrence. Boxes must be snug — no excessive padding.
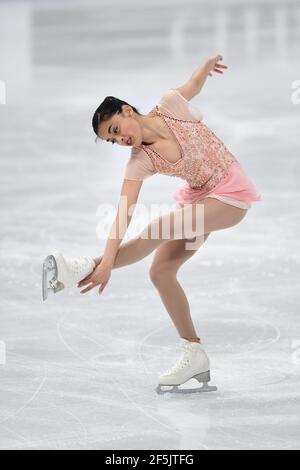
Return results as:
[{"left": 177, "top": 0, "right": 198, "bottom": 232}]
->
[{"left": 0, "top": 0, "right": 300, "bottom": 450}]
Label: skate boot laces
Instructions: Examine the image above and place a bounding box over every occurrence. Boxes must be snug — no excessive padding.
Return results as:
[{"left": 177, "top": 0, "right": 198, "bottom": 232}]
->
[
  {"left": 68, "top": 256, "right": 94, "bottom": 275},
  {"left": 164, "top": 343, "right": 196, "bottom": 375}
]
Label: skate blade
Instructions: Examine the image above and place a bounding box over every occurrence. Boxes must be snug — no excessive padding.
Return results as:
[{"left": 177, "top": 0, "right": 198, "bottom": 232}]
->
[
  {"left": 156, "top": 370, "right": 217, "bottom": 394},
  {"left": 156, "top": 382, "right": 218, "bottom": 395},
  {"left": 42, "top": 254, "right": 64, "bottom": 301}
]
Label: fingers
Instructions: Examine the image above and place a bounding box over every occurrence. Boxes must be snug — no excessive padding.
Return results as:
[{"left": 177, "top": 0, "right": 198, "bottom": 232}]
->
[
  {"left": 214, "top": 64, "right": 228, "bottom": 71},
  {"left": 79, "top": 276, "right": 109, "bottom": 294},
  {"left": 207, "top": 54, "right": 228, "bottom": 76},
  {"left": 98, "top": 282, "right": 108, "bottom": 295},
  {"left": 78, "top": 274, "right": 95, "bottom": 290},
  {"left": 80, "top": 281, "right": 108, "bottom": 295},
  {"left": 77, "top": 276, "right": 92, "bottom": 288},
  {"left": 212, "top": 63, "right": 228, "bottom": 75},
  {"left": 80, "top": 283, "right": 96, "bottom": 294}
]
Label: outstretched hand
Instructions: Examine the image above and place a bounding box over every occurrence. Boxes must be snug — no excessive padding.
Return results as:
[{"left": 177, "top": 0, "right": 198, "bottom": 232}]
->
[
  {"left": 77, "top": 262, "right": 111, "bottom": 295},
  {"left": 205, "top": 54, "right": 228, "bottom": 77}
]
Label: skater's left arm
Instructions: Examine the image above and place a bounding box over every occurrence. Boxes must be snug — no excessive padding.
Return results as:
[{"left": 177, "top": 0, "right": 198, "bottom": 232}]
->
[
  {"left": 177, "top": 54, "right": 227, "bottom": 100},
  {"left": 78, "top": 179, "right": 142, "bottom": 295}
]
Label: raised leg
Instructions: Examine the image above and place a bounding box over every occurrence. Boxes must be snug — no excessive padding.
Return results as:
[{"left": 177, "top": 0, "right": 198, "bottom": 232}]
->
[{"left": 95, "top": 198, "right": 247, "bottom": 268}]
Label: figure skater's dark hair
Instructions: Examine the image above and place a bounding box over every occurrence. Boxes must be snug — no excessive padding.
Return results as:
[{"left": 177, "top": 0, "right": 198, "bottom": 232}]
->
[{"left": 92, "top": 96, "right": 142, "bottom": 137}]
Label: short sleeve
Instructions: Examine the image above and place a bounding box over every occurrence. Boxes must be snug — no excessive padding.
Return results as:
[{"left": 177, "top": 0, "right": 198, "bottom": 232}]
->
[
  {"left": 158, "top": 88, "right": 204, "bottom": 122},
  {"left": 124, "top": 147, "right": 157, "bottom": 181}
]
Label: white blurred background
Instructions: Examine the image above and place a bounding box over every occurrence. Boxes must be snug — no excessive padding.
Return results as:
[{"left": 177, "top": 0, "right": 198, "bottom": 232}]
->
[{"left": 0, "top": 0, "right": 300, "bottom": 450}]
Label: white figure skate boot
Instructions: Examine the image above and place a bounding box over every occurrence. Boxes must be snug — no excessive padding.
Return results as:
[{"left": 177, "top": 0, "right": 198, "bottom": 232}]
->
[
  {"left": 42, "top": 251, "right": 96, "bottom": 301},
  {"left": 156, "top": 338, "right": 218, "bottom": 394}
]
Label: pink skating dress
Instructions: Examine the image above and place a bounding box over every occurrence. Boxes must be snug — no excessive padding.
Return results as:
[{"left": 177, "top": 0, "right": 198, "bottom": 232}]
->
[{"left": 124, "top": 89, "right": 262, "bottom": 210}]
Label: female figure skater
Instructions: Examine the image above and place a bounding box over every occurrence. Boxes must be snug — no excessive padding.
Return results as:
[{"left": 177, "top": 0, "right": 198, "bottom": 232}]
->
[{"left": 42, "top": 55, "right": 262, "bottom": 394}]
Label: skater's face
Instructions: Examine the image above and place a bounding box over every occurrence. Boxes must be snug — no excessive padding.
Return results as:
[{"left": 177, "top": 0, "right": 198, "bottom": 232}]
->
[{"left": 97, "top": 105, "right": 143, "bottom": 147}]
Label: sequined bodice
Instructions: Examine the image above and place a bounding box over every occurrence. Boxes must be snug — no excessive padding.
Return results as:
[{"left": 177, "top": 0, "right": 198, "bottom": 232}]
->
[{"left": 141, "top": 105, "right": 238, "bottom": 191}]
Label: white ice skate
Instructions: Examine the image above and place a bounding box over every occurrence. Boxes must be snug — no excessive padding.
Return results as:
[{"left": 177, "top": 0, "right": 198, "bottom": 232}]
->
[
  {"left": 42, "top": 251, "right": 96, "bottom": 301},
  {"left": 156, "top": 338, "right": 218, "bottom": 394}
]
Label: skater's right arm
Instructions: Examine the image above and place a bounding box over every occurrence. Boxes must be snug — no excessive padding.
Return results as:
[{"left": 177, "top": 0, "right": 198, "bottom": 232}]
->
[{"left": 100, "top": 178, "right": 143, "bottom": 268}]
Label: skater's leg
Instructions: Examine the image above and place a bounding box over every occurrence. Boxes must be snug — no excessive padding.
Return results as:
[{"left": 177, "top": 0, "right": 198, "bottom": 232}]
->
[
  {"left": 149, "top": 233, "right": 211, "bottom": 342},
  {"left": 95, "top": 198, "right": 247, "bottom": 268}
]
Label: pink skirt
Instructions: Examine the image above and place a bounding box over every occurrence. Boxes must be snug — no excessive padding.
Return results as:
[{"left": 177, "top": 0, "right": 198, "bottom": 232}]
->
[{"left": 173, "top": 161, "right": 262, "bottom": 210}]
